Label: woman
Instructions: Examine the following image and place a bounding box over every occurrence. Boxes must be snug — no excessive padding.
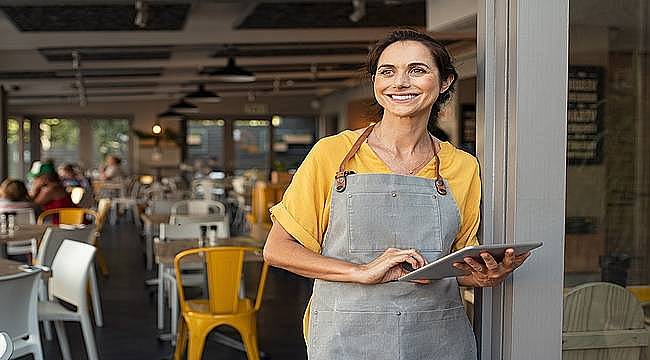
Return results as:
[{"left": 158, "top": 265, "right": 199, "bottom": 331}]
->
[
  {"left": 263, "top": 29, "right": 531, "bottom": 360},
  {"left": 0, "top": 179, "right": 37, "bottom": 212},
  {"left": 100, "top": 155, "right": 125, "bottom": 180},
  {"left": 30, "top": 170, "right": 74, "bottom": 215}
]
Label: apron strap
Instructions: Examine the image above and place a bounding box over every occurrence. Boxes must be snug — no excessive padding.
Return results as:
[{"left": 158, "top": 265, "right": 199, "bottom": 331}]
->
[{"left": 334, "top": 123, "right": 448, "bottom": 196}]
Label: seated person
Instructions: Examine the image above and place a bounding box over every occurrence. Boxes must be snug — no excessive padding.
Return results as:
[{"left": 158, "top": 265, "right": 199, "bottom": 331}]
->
[
  {"left": 0, "top": 178, "right": 38, "bottom": 213},
  {"left": 99, "top": 155, "right": 125, "bottom": 180},
  {"left": 59, "top": 163, "right": 89, "bottom": 188},
  {"left": 29, "top": 163, "right": 75, "bottom": 223}
]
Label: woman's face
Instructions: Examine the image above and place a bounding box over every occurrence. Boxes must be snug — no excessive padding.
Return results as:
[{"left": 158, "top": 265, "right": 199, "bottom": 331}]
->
[{"left": 373, "top": 40, "right": 451, "bottom": 119}]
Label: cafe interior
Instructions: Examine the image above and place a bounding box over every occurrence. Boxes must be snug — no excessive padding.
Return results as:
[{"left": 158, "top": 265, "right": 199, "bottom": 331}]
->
[{"left": 0, "top": 0, "right": 649, "bottom": 359}]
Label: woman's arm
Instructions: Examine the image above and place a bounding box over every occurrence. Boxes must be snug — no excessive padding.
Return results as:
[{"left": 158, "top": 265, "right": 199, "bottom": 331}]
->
[{"left": 263, "top": 221, "right": 427, "bottom": 285}]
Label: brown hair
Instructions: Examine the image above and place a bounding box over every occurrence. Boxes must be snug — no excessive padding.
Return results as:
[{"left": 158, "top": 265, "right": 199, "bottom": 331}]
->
[
  {"left": 366, "top": 29, "right": 459, "bottom": 131},
  {"left": 0, "top": 178, "right": 31, "bottom": 202}
]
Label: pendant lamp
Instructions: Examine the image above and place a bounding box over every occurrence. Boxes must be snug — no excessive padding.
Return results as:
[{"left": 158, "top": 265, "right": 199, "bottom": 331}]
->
[
  {"left": 169, "top": 98, "right": 199, "bottom": 114},
  {"left": 185, "top": 84, "right": 222, "bottom": 103},
  {"left": 206, "top": 57, "right": 255, "bottom": 82}
]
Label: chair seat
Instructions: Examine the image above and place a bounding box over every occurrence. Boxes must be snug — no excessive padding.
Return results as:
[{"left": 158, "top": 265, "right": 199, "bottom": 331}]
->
[
  {"left": 184, "top": 298, "right": 254, "bottom": 317},
  {"left": 38, "top": 301, "right": 81, "bottom": 322}
]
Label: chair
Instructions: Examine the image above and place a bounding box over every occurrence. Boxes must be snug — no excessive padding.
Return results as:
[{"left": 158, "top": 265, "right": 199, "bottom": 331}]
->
[
  {"left": 169, "top": 215, "right": 230, "bottom": 239},
  {"left": 37, "top": 208, "right": 98, "bottom": 225},
  {"left": 0, "top": 332, "right": 13, "bottom": 360},
  {"left": 0, "top": 270, "right": 43, "bottom": 360},
  {"left": 170, "top": 200, "right": 226, "bottom": 217},
  {"left": 627, "top": 285, "right": 650, "bottom": 325},
  {"left": 38, "top": 240, "right": 99, "bottom": 360},
  {"left": 563, "top": 282, "right": 649, "bottom": 359},
  {"left": 93, "top": 199, "right": 112, "bottom": 276},
  {"left": 36, "top": 226, "right": 104, "bottom": 331},
  {"left": 173, "top": 246, "right": 269, "bottom": 360},
  {"left": 1, "top": 208, "right": 37, "bottom": 259}
]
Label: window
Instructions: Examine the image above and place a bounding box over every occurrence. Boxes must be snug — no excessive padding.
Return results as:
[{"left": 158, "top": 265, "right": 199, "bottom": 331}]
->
[
  {"left": 186, "top": 119, "right": 225, "bottom": 167},
  {"left": 40, "top": 118, "right": 80, "bottom": 165},
  {"left": 233, "top": 119, "right": 270, "bottom": 172},
  {"left": 272, "top": 115, "right": 316, "bottom": 171},
  {"left": 7, "top": 118, "right": 31, "bottom": 179},
  {"left": 92, "top": 118, "right": 130, "bottom": 168}
]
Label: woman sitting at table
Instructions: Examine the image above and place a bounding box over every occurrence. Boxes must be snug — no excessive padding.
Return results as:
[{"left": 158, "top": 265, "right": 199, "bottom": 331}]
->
[
  {"left": 29, "top": 163, "right": 75, "bottom": 222},
  {"left": 0, "top": 178, "right": 38, "bottom": 213}
]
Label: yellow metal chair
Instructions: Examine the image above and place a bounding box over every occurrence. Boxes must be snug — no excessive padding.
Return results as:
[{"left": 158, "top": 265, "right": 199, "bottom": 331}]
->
[
  {"left": 37, "top": 208, "right": 98, "bottom": 225},
  {"left": 173, "top": 246, "right": 269, "bottom": 360},
  {"left": 93, "top": 199, "right": 112, "bottom": 276}
]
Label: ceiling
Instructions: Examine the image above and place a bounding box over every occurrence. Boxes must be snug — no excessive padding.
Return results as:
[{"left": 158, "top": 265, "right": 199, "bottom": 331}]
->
[{"left": 0, "top": 0, "right": 476, "bottom": 106}]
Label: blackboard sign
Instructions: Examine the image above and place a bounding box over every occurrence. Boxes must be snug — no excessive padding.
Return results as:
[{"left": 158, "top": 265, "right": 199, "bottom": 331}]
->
[
  {"left": 460, "top": 104, "right": 476, "bottom": 155},
  {"left": 567, "top": 66, "right": 604, "bottom": 164}
]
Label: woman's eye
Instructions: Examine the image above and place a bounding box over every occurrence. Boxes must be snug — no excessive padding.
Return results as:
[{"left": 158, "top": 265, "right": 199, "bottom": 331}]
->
[
  {"left": 410, "top": 68, "right": 426, "bottom": 75},
  {"left": 378, "top": 69, "right": 394, "bottom": 76}
]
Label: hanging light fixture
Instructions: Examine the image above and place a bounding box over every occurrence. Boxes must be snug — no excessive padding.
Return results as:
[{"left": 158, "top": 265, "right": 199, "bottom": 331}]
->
[
  {"left": 185, "top": 84, "right": 222, "bottom": 103},
  {"left": 157, "top": 109, "right": 183, "bottom": 120},
  {"left": 169, "top": 98, "right": 199, "bottom": 113},
  {"left": 205, "top": 57, "right": 255, "bottom": 83}
]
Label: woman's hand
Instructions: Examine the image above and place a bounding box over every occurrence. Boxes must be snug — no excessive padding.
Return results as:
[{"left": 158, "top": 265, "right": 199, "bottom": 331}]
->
[
  {"left": 453, "top": 249, "right": 530, "bottom": 287},
  {"left": 354, "top": 248, "right": 428, "bottom": 285}
]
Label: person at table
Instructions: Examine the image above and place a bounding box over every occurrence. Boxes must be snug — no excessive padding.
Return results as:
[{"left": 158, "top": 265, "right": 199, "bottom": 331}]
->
[
  {"left": 99, "top": 155, "right": 125, "bottom": 181},
  {"left": 29, "top": 162, "right": 75, "bottom": 221},
  {"left": 263, "top": 29, "right": 531, "bottom": 360},
  {"left": 0, "top": 178, "right": 38, "bottom": 213}
]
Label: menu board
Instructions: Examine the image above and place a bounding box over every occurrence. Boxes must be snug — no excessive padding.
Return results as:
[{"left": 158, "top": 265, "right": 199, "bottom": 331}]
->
[
  {"left": 567, "top": 66, "right": 604, "bottom": 164},
  {"left": 459, "top": 104, "right": 476, "bottom": 155}
]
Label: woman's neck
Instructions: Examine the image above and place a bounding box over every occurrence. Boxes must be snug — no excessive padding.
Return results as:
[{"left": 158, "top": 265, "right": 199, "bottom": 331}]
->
[{"left": 376, "top": 113, "right": 431, "bottom": 156}]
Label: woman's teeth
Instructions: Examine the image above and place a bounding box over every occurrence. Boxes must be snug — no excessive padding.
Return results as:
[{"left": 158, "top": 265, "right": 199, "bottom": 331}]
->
[{"left": 390, "top": 94, "right": 418, "bottom": 101}]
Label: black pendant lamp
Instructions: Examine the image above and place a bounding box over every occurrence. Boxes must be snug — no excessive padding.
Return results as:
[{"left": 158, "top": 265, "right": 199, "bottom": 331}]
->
[
  {"left": 169, "top": 98, "right": 199, "bottom": 114},
  {"left": 185, "top": 84, "right": 222, "bottom": 103},
  {"left": 206, "top": 57, "right": 255, "bottom": 83},
  {"left": 157, "top": 109, "right": 183, "bottom": 120}
]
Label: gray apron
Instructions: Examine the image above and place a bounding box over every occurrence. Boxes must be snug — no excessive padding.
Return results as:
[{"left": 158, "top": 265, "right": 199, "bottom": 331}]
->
[{"left": 307, "top": 124, "right": 477, "bottom": 360}]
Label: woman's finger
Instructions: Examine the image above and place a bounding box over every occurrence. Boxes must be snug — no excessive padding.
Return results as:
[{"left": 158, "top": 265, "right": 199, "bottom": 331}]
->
[
  {"left": 502, "top": 249, "right": 515, "bottom": 268},
  {"left": 464, "top": 257, "right": 485, "bottom": 273},
  {"left": 409, "top": 251, "right": 427, "bottom": 267},
  {"left": 512, "top": 252, "right": 531, "bottom": 267},
  {"left": 480, "top": 253, "right": 499, "bottom": 271},
  {"left": 453, "top": 262, "right": 473, "bottom": 275}
]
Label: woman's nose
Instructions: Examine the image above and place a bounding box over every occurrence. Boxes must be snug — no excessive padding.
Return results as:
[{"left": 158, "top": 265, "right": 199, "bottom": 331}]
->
[{"left": 393, "top": 71, "right": 411, "bottom": 88}]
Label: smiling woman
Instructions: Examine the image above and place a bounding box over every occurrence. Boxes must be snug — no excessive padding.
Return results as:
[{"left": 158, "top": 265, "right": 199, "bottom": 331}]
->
[{"left": 262, "top": 29, "right": 530, "bottom": 360}]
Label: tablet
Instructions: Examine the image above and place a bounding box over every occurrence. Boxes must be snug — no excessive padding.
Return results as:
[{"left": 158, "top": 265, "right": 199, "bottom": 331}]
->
[{"left": 398, "top": 242, "right": 543, "bottom": 281}]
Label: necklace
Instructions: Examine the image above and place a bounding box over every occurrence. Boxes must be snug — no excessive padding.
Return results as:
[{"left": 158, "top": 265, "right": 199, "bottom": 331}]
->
[{"left": 370, "top": 127, "right": 435, "bottom": 175}]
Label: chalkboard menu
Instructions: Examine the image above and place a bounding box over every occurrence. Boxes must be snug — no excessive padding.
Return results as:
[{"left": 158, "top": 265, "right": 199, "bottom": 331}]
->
[
  {"left": 567, "top": 66, "right": 604, "bottom": 164},
  {"left": 460, "top": 104, "right": 476, "bottom": 155}
]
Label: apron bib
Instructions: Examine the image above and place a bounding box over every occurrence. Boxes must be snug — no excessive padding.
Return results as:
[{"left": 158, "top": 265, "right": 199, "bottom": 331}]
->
[{"left": 307, "top": 124, "right": 477, "bottom": 360}]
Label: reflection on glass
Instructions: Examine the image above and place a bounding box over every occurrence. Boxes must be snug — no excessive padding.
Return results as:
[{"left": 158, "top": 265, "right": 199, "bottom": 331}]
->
[
  {"left": 564, "top": 0, "right": 649, "bottom": 358},
  {"left": 92, "top": 119, "right": 130, "bottom": 168},
  {"left": 40, "top": 118, "right": 80, "bottom": 164},
  {"left": 186, "top": 119, "right": 225, "bottom": 168}
]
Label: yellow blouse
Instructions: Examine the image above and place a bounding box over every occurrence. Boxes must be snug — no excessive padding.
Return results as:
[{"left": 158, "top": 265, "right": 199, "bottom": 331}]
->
[{"left": 269, "top": 128, "right": 482, "bottom": 339}]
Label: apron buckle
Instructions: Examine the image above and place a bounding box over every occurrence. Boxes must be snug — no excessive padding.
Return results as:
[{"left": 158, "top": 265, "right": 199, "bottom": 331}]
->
[
  {"left": 435, "top": 179, "right": 448, "bottom": 196},
  {"left": 335, "top": 171, "right": 355, "bottom": 192}
]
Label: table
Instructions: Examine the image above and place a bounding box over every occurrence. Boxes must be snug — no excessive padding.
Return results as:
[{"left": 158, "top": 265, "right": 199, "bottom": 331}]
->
[
  {"left": 0, "top": 258, "right": 25, "bottom": 277},
  {"left": 140, "top": 213, "right": 171, "bottom": 270},
  {"left": 0, "top": 224, "right": 50, "bottom": 258}
]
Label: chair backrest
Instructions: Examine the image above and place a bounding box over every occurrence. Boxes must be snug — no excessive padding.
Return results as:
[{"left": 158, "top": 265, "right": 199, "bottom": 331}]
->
[
  {"left": 37, "top": 208, "right": 98, "bottom": 225},
  {"left": 96, "top": 198, "right": 112, "bottom": 233},
  {"left": 175, "top": 247, "right": 268, "bottom": 315},
  {"left": 169, "top": 215, "right": 229, "bottom": 238},
  {"left": 146, "top": 199, "right": 175, "bottom": 215},
  {"left": 35, "top": 226, "right": 97, "bottom": 267},
  {"left": 0, "top": 208, "right": 35, "bottom": 225},
  {"left": 0, "top": 332, "right": 13, "bottom": 360},
  {"left": 563, "top": 282, "right": 648, "bottom": 359},
  {"left": 49, "top": 240, "right": 96, "bottom": 308},
  {"left": 0, "top": 270, "right": 40, "bottom": 342},
  {"left": 159, "top": 222, "right": 201, "bottom": 240},
  {"left": 171, "top": 200, "right": 226, "bottom": 217}
]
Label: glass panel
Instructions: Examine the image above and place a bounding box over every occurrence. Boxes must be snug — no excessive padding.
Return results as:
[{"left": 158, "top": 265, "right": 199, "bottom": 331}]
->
[
  {"left": 91, "top": 118, "right": 130, "bottom": 168},
  {"left": 185, "top": 119, "right": 225, "bottom": 168},
  {"left": 40, "top": 118, "right": 80, "bottom": 164},
  {"left": 7, "top": 118, "right": 20, "bottom": 178},
  {"left": 233, "top": 119, "right": 269, "bottom": 172},
  {"left": 272, "top": 115, "right": 316, "bottom": 171},
  {"left": 565, "top": 0, "right": 649, "bottom": 355}
]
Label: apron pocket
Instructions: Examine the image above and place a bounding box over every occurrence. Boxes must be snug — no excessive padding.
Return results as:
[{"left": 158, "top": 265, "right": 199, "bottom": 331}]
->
[
  {"left": 347, "top": 192, "right": 396, "bottom": 251},
  {"left": 399, "top": 306, "right": 477, "bottom": 360},
  {"left": 394, "top": 193, "right": 443, "bottom": 252},
  {"left": 308, "top": 310, "right": 399, "bottom": 360}
]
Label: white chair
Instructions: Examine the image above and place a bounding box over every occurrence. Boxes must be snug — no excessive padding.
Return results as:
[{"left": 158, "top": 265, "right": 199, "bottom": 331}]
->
[
  {"left": 0, "top": 269, "right": 43, "bottom": 360},
  {"left": 2, "top": 208, "right": 37, "bottom": 259},
  {"left": 38, "top": 240, "right": 98, "bottom": 360},
  {"left": 0, "top": 332, "right": 13, "bottom": 360},
  {"left": 36, "top": 226, "right": 104, "bottom": 335},
  {"left": 170, "top": 199, "right": 226, "bottom": 217}
]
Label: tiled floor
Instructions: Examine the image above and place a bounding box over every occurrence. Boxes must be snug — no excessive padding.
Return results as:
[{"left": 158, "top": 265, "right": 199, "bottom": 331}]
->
[{"left": 30, "top": 221, "right": 312, "bottom": 360}]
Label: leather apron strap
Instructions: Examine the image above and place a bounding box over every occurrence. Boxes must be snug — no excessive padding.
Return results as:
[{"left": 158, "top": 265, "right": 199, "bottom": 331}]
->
[{"left": 335, "top": 123, "right": 448, "bottom": 195}]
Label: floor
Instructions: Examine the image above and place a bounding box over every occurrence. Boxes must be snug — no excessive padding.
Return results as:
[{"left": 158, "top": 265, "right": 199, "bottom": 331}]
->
[{"left": 27, "top": 221, "right": 312, "bottom": 360}]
